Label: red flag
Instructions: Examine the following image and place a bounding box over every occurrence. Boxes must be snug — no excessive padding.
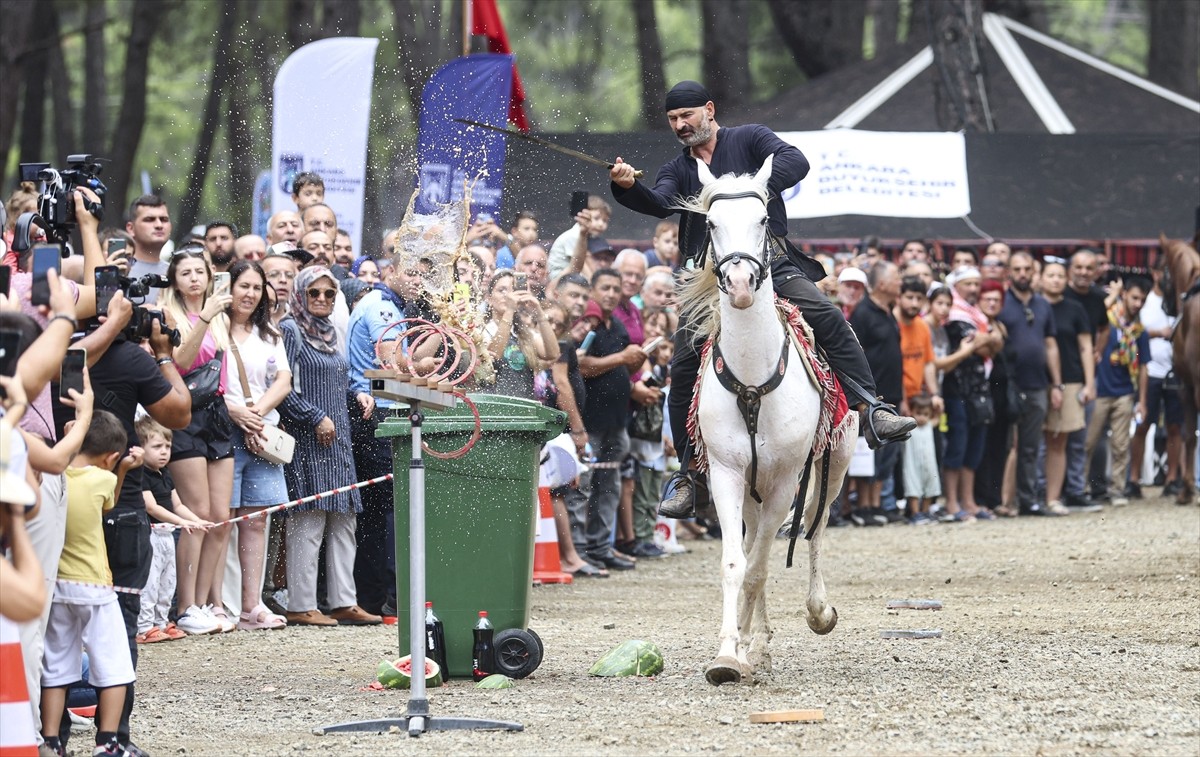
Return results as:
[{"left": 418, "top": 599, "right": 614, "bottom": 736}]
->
[{"left": 470, "top": 0, "right": 530, "bottom": 132}]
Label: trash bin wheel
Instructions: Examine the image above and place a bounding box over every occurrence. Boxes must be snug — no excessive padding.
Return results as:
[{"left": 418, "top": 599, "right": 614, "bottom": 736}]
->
[
  {"left": 493, "top": 628, "right": 543, "bottom": 679},
  {"left": 525, "top": 627, "right": 544, "bottom": 659}
]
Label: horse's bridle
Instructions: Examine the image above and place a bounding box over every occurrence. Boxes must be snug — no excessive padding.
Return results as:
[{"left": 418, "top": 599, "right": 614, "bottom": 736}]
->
[{"left": 700, "top": 190, "right": 771, "bottom": 294}]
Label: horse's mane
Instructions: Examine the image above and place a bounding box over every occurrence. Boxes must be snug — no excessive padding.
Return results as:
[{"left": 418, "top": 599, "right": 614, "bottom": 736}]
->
[{"left": 675, "top": 173, "right": 770, "bottom": 340}]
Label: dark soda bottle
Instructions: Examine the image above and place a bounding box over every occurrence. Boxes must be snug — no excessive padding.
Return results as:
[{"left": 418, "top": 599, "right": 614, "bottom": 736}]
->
[
  {"left": 472, "top": 610, "right": 495, "bottom": 681},
  {"left": 424, "top": 601, "right": 449, "bottom": 681}
]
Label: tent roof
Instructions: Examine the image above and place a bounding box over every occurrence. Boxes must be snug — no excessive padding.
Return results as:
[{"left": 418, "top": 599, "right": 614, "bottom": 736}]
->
[{"left": 731, "top": 15, "right": 1199, "bottom": 134}]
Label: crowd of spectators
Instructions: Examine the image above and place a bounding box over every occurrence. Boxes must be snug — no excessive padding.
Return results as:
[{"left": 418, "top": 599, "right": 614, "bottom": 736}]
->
[
  {"left": 821, "top": 237, "right": 1192, "bottom": 527},
  {"left": 0, "top": 169, "right": 1194, "bottom": 756}
]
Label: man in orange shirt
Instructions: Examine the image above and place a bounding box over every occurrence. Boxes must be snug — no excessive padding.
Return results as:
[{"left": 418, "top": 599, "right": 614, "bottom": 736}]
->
[{"left": 896, "top": 277, "right": 944, "bottom": 416}]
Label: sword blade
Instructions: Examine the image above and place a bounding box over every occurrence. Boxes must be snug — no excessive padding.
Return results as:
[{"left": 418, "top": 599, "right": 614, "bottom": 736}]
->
[{"left": 453, "top": 119, "right": 644, "bottom": 178}]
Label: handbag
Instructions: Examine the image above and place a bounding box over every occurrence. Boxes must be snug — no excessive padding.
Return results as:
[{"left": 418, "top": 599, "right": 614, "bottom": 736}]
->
[
  {"left": 629, "top": 401, "right": 664, "bottom": 441},
  {"left": 181, "top": 350, "right": 224, "bottom": 409},
  {"left": 230, "top": 340, "right": 295, "bottom": 465},
  {"left": 965, "top": 391, "right": 995, "bottom": 426}
]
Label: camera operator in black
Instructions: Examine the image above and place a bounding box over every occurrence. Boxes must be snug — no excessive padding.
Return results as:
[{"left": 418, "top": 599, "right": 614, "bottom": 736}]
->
[{"left": 610, "top": 81, "right": 915, "bottom": 518}]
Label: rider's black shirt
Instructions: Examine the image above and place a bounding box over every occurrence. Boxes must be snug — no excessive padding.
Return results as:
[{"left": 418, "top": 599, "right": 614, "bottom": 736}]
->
[{"left": 611, "top": 124, "right": 810, "bottom": 266}]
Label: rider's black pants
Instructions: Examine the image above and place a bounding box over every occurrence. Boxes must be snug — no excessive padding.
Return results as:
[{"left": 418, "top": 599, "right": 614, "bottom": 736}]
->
[{"left": 667, "top": 257, "right": 879, "bottom": 463}]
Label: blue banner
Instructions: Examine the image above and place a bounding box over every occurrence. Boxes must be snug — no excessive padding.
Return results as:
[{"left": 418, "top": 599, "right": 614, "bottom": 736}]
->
[{"left": 414, "top": 54, "right": 513, "bottom": 220}]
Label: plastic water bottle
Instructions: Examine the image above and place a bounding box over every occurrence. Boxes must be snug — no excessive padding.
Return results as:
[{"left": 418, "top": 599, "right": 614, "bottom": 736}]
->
[
  {"left": 265, "top": 356, "right": 278, "bottom": 384},
  {"left": 424, "top": 602, "right": 449, "bottom": 681},
  {"left": 472, "top": 611, "right": 495, "bottom": 681}
]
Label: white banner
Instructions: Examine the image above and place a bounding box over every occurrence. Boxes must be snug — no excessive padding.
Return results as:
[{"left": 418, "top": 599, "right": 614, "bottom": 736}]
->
[
  {"left": 272, "top": 37, "right": 379, "bottom": 254},
  {"left": 778, "top": 130, "right": 970, "bottom": 219}
]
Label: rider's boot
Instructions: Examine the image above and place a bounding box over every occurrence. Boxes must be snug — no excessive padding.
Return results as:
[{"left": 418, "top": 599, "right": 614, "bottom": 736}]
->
[
  {"left": 862, "top": 399, "right": 916, "bottom": 449},
  {"left": 658, "top": 466, "right": 709, "bottom": 520}
]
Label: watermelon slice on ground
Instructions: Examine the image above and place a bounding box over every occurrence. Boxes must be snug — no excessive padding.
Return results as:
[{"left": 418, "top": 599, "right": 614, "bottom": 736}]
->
[
  {"left": 376, "top": 656, "right": 443, "bottom": 689},
  {"left": 588, "top": 640, "right": 664, "bottom": 677}
]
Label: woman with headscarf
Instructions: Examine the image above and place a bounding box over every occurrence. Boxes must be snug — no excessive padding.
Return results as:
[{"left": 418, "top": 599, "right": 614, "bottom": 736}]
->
[
  {"left": 350, "top": 256, "right": 381, "bottom": 286},
  {"left": 277, "top": 267, "right": 381, "bottom": 627}
]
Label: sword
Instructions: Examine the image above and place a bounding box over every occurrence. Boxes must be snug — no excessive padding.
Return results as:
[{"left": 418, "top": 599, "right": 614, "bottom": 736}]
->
[{"left": 453, "top": 118, "right": 644, "bottom": 178}]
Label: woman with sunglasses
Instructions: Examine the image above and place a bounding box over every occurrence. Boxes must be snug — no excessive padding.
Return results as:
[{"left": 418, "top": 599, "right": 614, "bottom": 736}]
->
[
  {"left": 219, "top": 260, "right": 293, "bottom": 630},
  {"left": 276, "top": 268, "right": 380, "bottom": 626},
  {"left": 159, "top": 246, "right": 236, "bottom": 635}
]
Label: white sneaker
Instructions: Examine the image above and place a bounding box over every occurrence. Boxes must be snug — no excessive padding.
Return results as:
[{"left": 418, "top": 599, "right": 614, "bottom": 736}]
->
[
  {"left": 203, "top": 604, "right": 237, "bottom": 633},
  {"left": 175, "top": 605, "right": 221, "bottom": 635}
]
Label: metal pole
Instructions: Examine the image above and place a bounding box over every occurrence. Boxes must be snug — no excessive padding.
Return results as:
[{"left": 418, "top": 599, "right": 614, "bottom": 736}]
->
[{"left": 407, "top": 403, "right": 428, "bottom": 735}]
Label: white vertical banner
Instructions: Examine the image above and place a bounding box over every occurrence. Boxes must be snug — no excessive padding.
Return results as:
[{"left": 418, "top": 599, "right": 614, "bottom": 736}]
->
[
  {"left": 272, "top": 37, "right": 379, "bottom": 253},
  {"left": 778, "top": 130, "right": 970, "bottom": 219}
]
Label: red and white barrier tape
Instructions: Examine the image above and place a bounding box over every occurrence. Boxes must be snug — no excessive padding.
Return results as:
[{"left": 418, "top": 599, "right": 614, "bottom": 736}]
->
[
  {"left": 55, "top": 578, "right": 143, "bottom": 596},
  {"left": 150, "top": 473, "right": 395, "bottom": 532}
]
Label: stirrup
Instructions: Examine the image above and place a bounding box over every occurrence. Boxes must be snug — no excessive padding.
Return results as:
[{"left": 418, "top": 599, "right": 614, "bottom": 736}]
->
[
  {"left": 659, "top": 469, "right": 710, "bottom": 520},
  {"left": 862, "top": 402, "right": 915, "bottom": 450}
]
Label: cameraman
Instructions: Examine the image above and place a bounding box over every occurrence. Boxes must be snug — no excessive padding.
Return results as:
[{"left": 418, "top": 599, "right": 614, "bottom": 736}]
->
[
  {"left": 6, "top": 187, "right": 107, "bottom": 442},
  {"left": 52, "top": 291, "right": 191, "bottom": 754}
]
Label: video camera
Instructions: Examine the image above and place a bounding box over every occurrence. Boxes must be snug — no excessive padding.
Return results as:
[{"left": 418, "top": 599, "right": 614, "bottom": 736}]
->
[
  {"left": 12, "top": 154, "right": 107, "bottom": 252},
  {"left": 104, "top": 273, "right": 181, "bottom": 347}
]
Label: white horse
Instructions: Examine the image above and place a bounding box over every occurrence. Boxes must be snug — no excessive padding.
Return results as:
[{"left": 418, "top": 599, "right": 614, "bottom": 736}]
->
[{"left": 679, "top": 155, "right": 858, "bottom": 685}]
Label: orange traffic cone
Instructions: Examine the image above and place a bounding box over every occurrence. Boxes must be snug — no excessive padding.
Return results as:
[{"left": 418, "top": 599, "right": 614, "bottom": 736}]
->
[
  {"left": 0, "top": 616, "right": 38, "bottom": 756},
  {"left": 532, "top": 486, "right": 572, "bottom": 585}
]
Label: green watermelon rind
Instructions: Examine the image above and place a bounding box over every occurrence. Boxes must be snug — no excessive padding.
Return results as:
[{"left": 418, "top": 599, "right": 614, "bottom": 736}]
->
[
  {"left": 475, "top": 673, "right": 515, "bottom": 689},
  {"left": 376, "top": 656, "right": 443, "bottom": 689},
  {"left": 588, "top": 640, "right": 664, "bottom": 677}
]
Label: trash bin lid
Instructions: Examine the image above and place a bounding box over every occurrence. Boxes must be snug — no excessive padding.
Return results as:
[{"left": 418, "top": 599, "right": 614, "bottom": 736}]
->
[{"left": 377, "top": 393, "right": 565, "bottom": 442}]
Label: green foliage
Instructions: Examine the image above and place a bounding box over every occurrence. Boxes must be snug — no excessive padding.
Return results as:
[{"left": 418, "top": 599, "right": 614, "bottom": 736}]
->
[
  {"left": 1044, "top": 0, "right": 1149, "bottom": 75},
  {"left": 14, "top": 0, "right": 1156, "bottom": 234}
]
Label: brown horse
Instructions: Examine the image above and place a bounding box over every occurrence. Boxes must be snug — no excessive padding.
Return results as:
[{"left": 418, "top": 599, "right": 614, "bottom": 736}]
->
[{"left": 1159, "top": 235, "right": 1200, "bottom": 504}]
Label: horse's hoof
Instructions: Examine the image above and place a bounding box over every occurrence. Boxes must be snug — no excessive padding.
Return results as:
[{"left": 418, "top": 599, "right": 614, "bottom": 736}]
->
[
  {"left": 808, "top": 606, "right": 838, "bottom": 635},
  {"left": 705, "top": 657, "right": 743, "bottom": 686}
]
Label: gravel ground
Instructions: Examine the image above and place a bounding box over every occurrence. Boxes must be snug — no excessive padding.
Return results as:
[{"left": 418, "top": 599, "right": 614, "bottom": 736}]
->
[{"left": 107, "top": 495, "right": 1198, "bottom": 756}]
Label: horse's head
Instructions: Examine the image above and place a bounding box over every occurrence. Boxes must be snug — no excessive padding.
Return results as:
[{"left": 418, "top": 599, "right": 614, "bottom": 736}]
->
[
  {"left": 1160, "top": 233, "right": 1200, "bottom": 317},
  {"left": 697, "top": 154, "right": 773, "bottom": 310}
]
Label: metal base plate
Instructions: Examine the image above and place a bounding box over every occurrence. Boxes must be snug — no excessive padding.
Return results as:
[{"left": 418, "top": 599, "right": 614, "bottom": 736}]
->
[{"left": 318, "top": 715, "right": 524, "bottom": 737}]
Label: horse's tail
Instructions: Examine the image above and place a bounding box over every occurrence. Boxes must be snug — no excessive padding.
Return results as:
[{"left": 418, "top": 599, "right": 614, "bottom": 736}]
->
[{"left": 677, "top": 259, "right": 721, "bottom": 339}]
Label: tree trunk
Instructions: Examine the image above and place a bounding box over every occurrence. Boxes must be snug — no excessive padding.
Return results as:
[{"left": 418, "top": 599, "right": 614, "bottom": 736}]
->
[
  {"left": 226, "top": 40, "right": 256, "bottom": 229},
  {"left": 767, "top": 0, "right": 866, "bottom": 78},
  {"left": 46, "top": 3, "right": 77, "bottom": 161},
  {"left": 288, "top": 0, "right": 318, "bottom": 50},
  {"left": 106, "top": 0, "right": 163, "bottom": 218},
  {"left": 0, "top": 1, "right": 37, "bottom": 185},
  {"left": 391, "top": 0, "right": 446, "bottom": 117},
  {"left": 632, "top": 0, "right": 667, "bottom": 128},
  {"left": 176, "top": 0, "right": 239, "bottom": 240},
  {"left": 322, "top": 0, "right": 362, "bottom": 37},
  {"left": 983, "top": 0, "right": 1048, "bottom": 31},
  {"left": 17, "top": 2, "right": 52, "bottom": 171},
  {"left": 82, "top": 0, "right": 108, "bottom": 155},
  {"left": 1147, "top": 0, "right": 1199, "bottom": 99},
  {"left": 927, "top": 0, "right": 995, "bottom": 132},
  {"left": 702, "top": 0, "right": 751, "bottom": 108},
  {"left": 870, "top": 0, "right": 901, "bottom": 55}
]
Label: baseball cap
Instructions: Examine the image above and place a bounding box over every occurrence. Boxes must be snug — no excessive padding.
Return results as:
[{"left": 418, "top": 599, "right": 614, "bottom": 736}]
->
[
  {"left": 587, "top": 238, "right": 615, "bottom": 257},
  {"left": 837, "top": 267, "right": 868, "bottom": 286},
  {"left": 267, "top": 241, "right": 313, "bottom": 266}
]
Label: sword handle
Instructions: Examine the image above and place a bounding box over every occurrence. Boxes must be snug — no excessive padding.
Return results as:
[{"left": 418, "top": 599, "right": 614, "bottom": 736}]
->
[{"left": 609, "top": 164, "right": 646, "bottom": 179}]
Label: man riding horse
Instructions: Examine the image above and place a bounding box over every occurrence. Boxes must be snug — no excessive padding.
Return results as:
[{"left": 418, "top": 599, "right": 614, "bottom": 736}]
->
[{"left": 609, "top": 81, "right": 915, "bottom": 518}]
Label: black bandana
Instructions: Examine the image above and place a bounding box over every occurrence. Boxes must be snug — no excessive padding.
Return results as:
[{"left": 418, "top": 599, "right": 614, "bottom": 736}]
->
[{"left": 664, "top": 81, "right": 712, "bottom": 111}]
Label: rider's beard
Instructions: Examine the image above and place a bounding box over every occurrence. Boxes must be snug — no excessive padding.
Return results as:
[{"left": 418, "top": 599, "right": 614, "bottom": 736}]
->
[{"left": 676, "top": 116, "right": 714, "bottom": 147}]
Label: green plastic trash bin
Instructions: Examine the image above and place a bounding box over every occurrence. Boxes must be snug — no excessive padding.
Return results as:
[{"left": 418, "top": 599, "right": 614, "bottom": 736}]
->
[{"left": 377, "top": 394, "right": 565, "bottom": 679}]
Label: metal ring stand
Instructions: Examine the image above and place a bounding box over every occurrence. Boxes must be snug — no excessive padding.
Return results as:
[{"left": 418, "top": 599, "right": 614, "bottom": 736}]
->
[{"left": 318, "top": 376, "right": 522, "bottom": 737}]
